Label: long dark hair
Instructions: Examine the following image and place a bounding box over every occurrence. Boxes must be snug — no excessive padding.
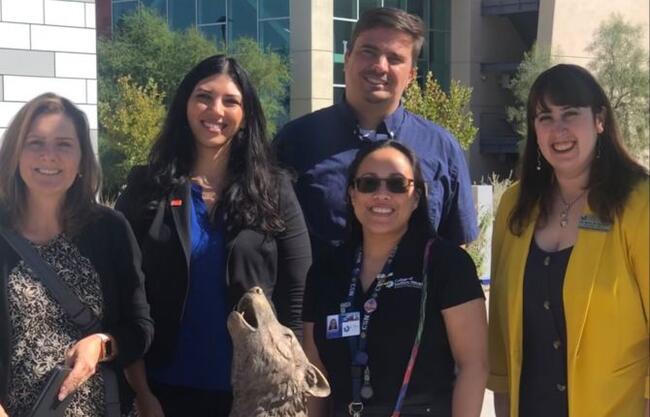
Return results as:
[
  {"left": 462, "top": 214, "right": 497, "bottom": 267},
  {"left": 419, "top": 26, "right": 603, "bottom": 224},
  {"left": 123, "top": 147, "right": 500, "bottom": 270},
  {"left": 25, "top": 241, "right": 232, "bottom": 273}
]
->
[
  {"left": 0, "top": 93, "right": 101, "bottom": 236},
  {"left": 148, "top": 54, "right": 284, "bottom": 234},
  {"left": 344, "top": 140, "right": 434, "bottom": 245},
  {"left": 509, "top": 64, "right": 648, "bottom": 235}
]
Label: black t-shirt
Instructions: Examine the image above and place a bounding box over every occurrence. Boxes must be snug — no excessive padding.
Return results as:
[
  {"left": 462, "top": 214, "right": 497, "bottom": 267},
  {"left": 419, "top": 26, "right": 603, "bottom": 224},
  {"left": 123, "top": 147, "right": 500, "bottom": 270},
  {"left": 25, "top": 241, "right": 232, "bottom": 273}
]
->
[{"left": 303, "top": 231, "right": 484, "bottom": 416}]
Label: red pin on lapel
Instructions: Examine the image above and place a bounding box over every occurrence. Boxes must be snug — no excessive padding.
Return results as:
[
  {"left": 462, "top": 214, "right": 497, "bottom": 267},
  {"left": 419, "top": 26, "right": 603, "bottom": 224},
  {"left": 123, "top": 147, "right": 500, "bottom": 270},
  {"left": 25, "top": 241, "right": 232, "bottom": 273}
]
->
[{"left": 170, "top": 199, "right": 183, "bottom": 207}]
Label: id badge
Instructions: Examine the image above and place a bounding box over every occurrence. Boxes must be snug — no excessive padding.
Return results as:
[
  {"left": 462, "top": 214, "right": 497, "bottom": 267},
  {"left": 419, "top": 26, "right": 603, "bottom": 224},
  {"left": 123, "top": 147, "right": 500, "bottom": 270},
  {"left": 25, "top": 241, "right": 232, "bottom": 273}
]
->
[{"left": 326, "top": 312, "right": 361, "bottom": 339}]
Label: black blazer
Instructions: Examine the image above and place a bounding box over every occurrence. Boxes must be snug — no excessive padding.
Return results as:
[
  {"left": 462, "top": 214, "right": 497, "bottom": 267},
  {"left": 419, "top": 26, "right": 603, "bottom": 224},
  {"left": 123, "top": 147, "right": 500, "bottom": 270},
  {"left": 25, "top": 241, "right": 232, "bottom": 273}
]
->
[
  {"left": 115, "top": 167, "right": 312, "bottom": 367},
  {"left": 0, "top": 206, "right": 154, "bottom": 405}
]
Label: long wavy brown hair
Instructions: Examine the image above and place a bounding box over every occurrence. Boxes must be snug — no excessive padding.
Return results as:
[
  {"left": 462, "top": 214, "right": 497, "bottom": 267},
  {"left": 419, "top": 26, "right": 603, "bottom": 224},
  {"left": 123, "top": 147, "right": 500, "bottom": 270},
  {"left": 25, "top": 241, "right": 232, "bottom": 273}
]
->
[
  {"left": 509, "top": 64, "right": 648, "bottom": 235},
  {"left": 0, "top": 93, "right": 101, "bottom": 236}
]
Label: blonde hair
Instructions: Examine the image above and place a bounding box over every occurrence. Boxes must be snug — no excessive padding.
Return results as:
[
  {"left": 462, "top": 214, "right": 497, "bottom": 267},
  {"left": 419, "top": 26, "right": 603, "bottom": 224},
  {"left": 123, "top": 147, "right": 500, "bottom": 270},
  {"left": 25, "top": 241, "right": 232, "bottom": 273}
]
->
[{"left": 0, "top": 93, "right": 101, "bottom": 235}]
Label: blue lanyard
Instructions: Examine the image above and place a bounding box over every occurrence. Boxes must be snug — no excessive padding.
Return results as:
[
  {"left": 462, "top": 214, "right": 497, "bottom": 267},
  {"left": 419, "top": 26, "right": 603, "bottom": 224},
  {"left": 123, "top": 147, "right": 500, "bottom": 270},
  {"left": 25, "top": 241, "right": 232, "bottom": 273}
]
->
[{"left": 344, "top": 245, "right": 398, "bottom": 414}]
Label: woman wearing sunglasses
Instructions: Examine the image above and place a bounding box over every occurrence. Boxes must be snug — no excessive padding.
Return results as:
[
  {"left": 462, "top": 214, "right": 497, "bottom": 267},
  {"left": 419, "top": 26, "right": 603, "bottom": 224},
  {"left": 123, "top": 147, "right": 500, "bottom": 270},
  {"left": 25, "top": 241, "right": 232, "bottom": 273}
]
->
[{"left": 302, "top": 140, "right": 488, "bottom": 417}]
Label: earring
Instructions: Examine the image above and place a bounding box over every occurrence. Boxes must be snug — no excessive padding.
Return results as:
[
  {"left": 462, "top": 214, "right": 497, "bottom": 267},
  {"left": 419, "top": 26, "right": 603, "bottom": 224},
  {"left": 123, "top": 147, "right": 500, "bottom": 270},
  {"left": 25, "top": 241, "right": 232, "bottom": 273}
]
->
[
  {"left": 596, "top": 135, "right": 601, "bottom": 159},
  {"left": 536, "top": 148, "right": 542, "bottom": 171}
]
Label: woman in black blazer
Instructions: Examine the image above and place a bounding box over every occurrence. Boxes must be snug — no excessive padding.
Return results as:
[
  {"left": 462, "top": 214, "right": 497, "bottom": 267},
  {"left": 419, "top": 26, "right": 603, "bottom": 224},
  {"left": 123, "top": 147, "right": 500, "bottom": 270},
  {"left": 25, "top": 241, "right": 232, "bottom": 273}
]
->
[
  {"left": 115, "top": 55, "right": 311, "bottom": 417},
  {"left": 0, "top": 93, "right": 152, "bottom": 417}
]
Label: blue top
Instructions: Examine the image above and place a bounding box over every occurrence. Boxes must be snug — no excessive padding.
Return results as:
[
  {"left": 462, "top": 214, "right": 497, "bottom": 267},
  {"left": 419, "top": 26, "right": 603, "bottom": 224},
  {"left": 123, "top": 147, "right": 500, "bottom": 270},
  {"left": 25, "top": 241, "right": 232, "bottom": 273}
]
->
[
  {"left": 275, "top": 100, "right": 478, "bottom": 249},
  {"left": 148, "top": 183, "right": 231, "bottom": 391}
]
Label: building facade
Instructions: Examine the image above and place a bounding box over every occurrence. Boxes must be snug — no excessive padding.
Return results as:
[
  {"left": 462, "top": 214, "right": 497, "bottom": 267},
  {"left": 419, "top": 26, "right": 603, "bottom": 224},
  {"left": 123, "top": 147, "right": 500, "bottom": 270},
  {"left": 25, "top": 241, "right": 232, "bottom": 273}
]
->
[
  {"left": 3, "top": 0, "right": 645, "bottom": 178},
  {"left": 0, "top": 0, "right": 98, "bottom": 147}
]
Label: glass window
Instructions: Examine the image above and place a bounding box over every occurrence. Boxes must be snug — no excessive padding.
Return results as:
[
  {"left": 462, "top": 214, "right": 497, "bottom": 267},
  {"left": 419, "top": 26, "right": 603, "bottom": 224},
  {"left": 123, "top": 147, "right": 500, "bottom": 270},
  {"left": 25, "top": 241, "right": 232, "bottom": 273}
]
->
[
  {"left": 260, "top": 0, "right": 289, "bottom": 18},
  {"left": 333, "top": 86, "right": 345, "bottom": 104},
  {"left": 431, "top": 0, "right": 450, "bottom": 30},
  {"left": 140, "top": 0, "right": 167, "bottom": 18},
  {"left": 260, "top": 19, "right": 290, "bottom": 55},
  {"left": 169, "top": 0, "right": 195, "bottom": 29},
  {"left": 359, "top": 0, "right": 381, "bottom": 15},
  {"left": 334, "top": 0, "right": 356, "bottom": 19},
  {"left": 406, "top": 0, "right": 424, "bottom": 19},
  {"left": 334, "top": 62, "right": 345, "bottom": 85},
  {"left": 229, "top": 0, "right": 257, "bottom": 41},
  {"left": 334, "top": 19, "right": 354, "bottom": 55},
  {"left": 382, "top": 0, "right": 403, "bottom": 9},
  {"left": 200, "top": 24, "right": 227, "bottom": 45},
  {"left": 429, "top": 30, "right": 449, "bottom": 89},
  {"left": 112, "top": 1, "right": 138, "bottom": 28},
  {"left": 198, "top": 0, "right": 225, "bottom": 24}
]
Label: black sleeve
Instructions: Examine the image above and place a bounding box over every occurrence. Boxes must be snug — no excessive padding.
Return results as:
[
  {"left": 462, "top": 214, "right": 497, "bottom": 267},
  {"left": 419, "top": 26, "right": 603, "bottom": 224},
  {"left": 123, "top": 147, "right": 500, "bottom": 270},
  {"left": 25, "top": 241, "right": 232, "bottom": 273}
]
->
[
  {"left": 114, "top": 166, "right": 151, "bottom": 245},
  {"left": 106, "top": 211, "right": 154, "bottom": 367},
  {"left": 430, "top": 240, "right": 485, "bottom": 310},
  {"left": 302, "top": 262, "right": 320, "bottom": 323},
  {"left": 272, "top": 175, "right": 312, "bottom": 337}
]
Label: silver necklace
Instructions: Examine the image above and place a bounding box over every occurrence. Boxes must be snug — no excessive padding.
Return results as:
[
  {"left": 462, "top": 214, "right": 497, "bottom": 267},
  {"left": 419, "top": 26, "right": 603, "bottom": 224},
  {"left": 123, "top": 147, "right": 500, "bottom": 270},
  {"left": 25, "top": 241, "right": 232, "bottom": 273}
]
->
[{"left": 558, "top": 189, "right": 587, "bottom": 228}]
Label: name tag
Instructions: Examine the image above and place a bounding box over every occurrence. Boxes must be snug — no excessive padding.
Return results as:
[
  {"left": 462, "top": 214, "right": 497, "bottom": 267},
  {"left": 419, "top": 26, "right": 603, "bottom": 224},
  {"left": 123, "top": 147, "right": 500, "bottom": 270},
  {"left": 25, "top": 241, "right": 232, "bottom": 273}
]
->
[
  {"left": 326, "top": 312, "right": 361, "bottom": 339},
  {"left": 578, "top": 215, "right": 611, "bottom": 231}
]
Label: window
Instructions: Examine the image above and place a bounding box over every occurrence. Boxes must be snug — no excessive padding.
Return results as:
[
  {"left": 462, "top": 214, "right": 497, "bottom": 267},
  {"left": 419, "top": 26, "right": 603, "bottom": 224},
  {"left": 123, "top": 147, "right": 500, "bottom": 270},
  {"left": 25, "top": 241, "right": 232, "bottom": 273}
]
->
[
  {"left": 140, "top": 0, "right": 167, "bottom": 18},
  {"left": 198, "top": 0, "right": 226, "bottom": 25},
  {"left": 229, "top": 0, "right": 257, "bottom": 41},
  {"left": 260, "top": 0, "right": 289, "bottom": 19},
  {"left": 260, "top": 19, "right": 290, "bottom": 54},
  {"left": 359, "top": 0, "right": 382, "bottom": 15},
  {"left": 169, "top": 0, "right": 195, "bottom": 29},
  {"left": 112, "top": 0, "right": 138, "bottom": 28},
  {"left": 334, "top": 0, "right": 356, "bottom": 19},
  {"left": 200, "top": 24, "right": 227, "bottom": 45}
]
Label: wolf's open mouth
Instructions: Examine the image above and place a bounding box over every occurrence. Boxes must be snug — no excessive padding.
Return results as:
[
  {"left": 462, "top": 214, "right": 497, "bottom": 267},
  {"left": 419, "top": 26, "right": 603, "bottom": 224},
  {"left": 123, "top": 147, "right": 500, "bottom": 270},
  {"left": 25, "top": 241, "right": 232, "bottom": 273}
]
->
[{"left": 236, "top": 295, "right": 259, "bottom": 330}]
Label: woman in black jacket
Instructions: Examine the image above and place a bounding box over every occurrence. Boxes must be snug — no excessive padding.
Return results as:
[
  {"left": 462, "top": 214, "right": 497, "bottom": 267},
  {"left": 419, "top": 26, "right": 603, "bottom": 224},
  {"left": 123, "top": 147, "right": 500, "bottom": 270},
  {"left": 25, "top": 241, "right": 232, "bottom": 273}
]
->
[
  {"left": 0, "top": 93, "right": 153, "bottom": 417},
  {"left": 115, "top": 55, "right": 311, "bottom": 417}
]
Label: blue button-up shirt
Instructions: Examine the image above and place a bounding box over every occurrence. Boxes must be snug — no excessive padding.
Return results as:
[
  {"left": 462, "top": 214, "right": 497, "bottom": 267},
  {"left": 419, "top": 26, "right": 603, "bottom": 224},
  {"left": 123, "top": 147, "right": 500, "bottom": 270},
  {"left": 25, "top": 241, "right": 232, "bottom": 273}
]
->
[{"left": 275, "top": 100, "right": 478, "bottom": 249}]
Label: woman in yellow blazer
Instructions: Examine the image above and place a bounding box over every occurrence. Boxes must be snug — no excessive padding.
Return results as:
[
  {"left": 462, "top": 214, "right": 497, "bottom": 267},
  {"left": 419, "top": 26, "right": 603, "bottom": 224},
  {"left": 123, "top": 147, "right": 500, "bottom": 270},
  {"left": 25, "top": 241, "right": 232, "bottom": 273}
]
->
[{"left": 488, "top": 64, "right": 649, "bottom": 417}]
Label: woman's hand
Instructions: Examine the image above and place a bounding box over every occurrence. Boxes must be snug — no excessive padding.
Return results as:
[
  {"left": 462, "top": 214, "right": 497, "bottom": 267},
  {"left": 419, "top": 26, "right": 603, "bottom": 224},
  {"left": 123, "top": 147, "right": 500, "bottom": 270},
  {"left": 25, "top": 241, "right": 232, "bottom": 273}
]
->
[
  {"left": 58, "top": 334, "right": 106, "bottom": 400},
  {"left": 134, "top": 391, "right": 165, "bottom": 417},
  {"left": 0, "top": 402, "right": 9, "bottom": 417}
]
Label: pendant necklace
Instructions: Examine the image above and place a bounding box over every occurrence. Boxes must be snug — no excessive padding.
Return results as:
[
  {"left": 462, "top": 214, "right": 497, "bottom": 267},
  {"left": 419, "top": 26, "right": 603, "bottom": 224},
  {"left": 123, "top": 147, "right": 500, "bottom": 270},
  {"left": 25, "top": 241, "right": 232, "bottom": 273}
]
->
[{"left": 558, "top": 189, "right": 587, "bottom": 228}]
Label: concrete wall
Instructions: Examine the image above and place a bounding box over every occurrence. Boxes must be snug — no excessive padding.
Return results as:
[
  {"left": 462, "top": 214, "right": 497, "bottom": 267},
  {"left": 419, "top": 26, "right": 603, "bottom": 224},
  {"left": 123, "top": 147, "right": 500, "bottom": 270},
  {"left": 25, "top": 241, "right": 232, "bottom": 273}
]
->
[
  {"left": 451, "top": 0, "right": 527, "bottom": 180},
  {"left": 0, "top": 0, "right": 97, "bottom": 148},
  {"left": 289, "top": 0, "right": 333, "bottom": 119},
  {"left": 539, "top": 0, "right": 649, "bottom": 66}
]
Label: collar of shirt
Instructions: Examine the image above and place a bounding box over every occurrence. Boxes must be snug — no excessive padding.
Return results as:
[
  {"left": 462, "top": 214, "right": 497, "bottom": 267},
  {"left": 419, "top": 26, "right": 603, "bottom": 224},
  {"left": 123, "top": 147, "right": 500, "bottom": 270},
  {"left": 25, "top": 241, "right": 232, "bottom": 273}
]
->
[{"left": 336, "top": 97, "right": 406, "bottom": 141}]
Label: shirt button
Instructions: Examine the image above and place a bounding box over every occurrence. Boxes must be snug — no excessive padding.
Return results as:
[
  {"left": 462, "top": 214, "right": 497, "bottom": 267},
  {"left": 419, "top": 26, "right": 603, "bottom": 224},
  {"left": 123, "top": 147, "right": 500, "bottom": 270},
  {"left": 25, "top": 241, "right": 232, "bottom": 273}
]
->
[
  {"left": 543, "top": 256, "right": 551, "bottom": 266},
  {"left": 543, "top": 300, "right": 551, "bottom": 310},
  {"left": 556, "top": 383, "right": 566, "bottom": 392},
  {"left": 553, "top": 340, "right": 562, "bottom": 349}
]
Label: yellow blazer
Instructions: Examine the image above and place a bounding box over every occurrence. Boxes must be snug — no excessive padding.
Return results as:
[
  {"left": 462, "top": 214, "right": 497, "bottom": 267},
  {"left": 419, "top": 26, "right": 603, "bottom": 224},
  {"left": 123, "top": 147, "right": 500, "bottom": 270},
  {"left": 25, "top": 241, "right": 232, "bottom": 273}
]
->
[{"left": 488, "top": 180, "right": 649, "bottom": 417}]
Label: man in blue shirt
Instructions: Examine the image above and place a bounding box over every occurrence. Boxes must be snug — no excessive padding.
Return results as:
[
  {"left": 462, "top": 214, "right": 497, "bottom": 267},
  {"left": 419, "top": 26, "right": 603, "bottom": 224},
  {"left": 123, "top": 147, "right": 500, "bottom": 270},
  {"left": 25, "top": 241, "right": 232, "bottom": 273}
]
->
[{"left": 275, "top": 7, "right": 478, "bottom": 256}]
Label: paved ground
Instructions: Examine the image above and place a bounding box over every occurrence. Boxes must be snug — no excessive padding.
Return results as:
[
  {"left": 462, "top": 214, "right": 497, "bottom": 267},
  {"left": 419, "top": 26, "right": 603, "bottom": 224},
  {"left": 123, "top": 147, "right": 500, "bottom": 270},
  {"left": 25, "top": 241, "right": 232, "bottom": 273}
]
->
[{"left": 481, "top": 389, "right": 496, "bottom": 416}]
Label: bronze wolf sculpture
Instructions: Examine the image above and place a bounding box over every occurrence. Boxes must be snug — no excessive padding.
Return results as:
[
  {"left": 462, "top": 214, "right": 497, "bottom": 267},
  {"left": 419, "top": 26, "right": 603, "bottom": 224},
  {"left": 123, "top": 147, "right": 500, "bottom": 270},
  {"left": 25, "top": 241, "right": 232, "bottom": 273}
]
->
[{"left": 227, "top": 287, "right": 330, "bottom": 417}]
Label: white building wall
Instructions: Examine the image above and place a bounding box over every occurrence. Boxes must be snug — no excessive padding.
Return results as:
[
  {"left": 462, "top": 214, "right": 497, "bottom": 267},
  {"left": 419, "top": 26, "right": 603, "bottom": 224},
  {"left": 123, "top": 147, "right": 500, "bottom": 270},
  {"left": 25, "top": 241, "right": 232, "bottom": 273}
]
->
[{"left": 0, "top": 0, "right": 97, "bottom": 147}]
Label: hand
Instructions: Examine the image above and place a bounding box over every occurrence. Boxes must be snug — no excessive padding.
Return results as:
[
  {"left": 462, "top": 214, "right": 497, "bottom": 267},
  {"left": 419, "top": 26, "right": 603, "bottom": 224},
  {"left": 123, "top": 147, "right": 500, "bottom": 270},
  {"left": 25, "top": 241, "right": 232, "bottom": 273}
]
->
[
  {"left": 58, "top": 334, "right": 104, "bottom": 401},
  {"left": 0, "top": 402, "right": 9, "bottom": 417},
  {"left": 134, "top": 391, "right": 165, "bottom": 417}
]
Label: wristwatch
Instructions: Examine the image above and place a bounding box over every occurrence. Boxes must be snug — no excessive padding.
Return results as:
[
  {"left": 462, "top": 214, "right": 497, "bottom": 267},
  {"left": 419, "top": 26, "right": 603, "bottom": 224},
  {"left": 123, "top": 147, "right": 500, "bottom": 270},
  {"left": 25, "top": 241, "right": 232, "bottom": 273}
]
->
[{"left": 96, "top": 333, "right": 114, "bottom": 362}]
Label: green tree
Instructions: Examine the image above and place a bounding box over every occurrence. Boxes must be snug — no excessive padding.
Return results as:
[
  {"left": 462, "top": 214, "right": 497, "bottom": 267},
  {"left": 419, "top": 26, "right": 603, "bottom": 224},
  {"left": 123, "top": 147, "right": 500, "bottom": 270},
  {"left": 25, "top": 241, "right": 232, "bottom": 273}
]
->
[
  {"left": 587, "top": 14, "right": 650, "bottom": 159},
  {"left": 506, "top": 44, "right": 553, "bottom": 139},
  {"left": 403, "top": 72, "right": 478, "bottom": 150},
  {"left": 99, "top": 76, "right": 165, "bottom": 198}
]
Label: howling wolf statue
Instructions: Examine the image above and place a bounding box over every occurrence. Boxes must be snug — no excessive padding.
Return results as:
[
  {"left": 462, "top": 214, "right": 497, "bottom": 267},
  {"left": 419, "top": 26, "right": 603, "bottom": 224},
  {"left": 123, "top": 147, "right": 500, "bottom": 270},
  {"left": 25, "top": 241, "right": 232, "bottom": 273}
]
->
[{"left": 227, "top": 287, "right": 330, "bottom": 417}]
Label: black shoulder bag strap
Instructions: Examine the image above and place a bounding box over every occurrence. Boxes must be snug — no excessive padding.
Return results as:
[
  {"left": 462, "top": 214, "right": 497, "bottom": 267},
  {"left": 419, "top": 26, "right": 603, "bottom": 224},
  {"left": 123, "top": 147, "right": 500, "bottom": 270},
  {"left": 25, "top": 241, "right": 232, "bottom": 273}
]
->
[{"left": 0, "top": 226, "right": 121, "bottom": 417}]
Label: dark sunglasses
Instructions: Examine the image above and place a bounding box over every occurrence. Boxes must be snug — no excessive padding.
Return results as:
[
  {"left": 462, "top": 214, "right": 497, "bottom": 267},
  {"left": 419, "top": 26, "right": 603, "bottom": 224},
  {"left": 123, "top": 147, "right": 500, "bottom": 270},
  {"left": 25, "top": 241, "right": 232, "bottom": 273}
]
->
[{"left": 353, "top": 177, "right": 415, "bottom": 194}]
